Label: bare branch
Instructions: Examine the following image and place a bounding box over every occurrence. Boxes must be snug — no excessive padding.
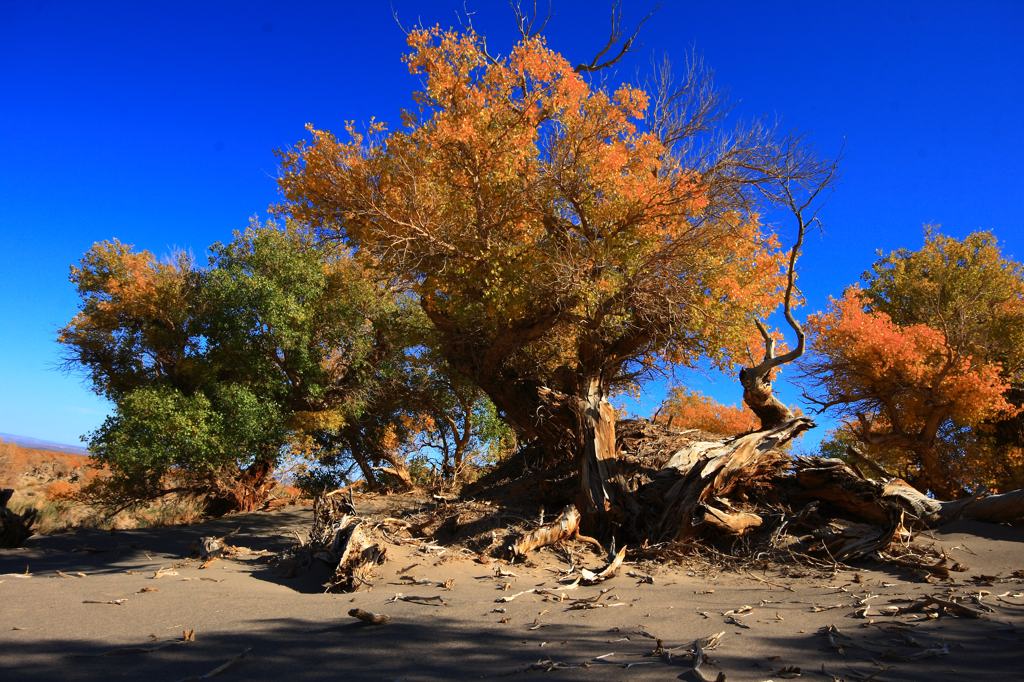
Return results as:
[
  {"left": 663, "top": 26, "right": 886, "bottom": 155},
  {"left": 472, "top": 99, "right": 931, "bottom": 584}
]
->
[
  {"left": 574, "top": 2, "right": 657, "bottom": 73},
  {"left": 510, "top": 0, "right": 553, "bottom": 39}
]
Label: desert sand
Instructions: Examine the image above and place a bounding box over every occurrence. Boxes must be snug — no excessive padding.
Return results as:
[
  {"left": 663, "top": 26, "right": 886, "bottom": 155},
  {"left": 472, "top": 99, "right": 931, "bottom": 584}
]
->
[{"left": 2, "top": 500, "right": 1023, "bottom": 681}]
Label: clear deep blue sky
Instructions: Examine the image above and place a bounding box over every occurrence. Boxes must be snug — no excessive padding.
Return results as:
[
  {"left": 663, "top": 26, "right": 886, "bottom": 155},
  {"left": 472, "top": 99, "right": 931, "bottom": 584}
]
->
[{"left": 2, "top": 1, "right": 1022, "bottom": 448}]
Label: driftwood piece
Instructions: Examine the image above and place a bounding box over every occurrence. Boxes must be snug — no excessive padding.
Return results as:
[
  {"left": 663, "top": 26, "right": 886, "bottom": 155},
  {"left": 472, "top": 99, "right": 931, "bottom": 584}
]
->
[
  {"left": 508, "top": 505, "right": 604, "bottom": 558},
  {"left": 699, "top": 505, "right": 763, "bottom": 536},
  {"left": 580, "top": 546, "right": 627, "bottom": 585},
  {"left": 0, "top": 489, "right": 37, "bottom": 548},
  {"left": 348, "top": 608, "right": 390, "bottom": 625}
]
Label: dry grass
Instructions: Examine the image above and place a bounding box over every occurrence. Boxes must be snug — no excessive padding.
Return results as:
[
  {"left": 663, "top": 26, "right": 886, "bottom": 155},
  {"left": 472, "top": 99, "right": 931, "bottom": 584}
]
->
[{"left": 0, "top": 438, "right": 222, "bottom": 534}]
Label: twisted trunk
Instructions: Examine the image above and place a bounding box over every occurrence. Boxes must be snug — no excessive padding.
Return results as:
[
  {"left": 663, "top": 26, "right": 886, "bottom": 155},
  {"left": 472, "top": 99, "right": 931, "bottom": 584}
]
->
[
  {"left": 739, "top": 366, "right": 795, "bottom": 430},
  {"left": 576, "top": 376, "right": 629, "bottom": 534}
]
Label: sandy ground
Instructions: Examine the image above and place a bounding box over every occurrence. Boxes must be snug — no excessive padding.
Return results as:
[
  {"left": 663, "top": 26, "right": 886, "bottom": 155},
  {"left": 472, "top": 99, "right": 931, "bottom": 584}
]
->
[{"left": 2, "top": 504, "right": 1023, "bottom": 681}]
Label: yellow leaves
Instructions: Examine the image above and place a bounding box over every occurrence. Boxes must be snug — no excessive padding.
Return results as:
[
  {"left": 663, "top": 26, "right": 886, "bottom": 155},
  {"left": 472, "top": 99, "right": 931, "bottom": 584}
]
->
[
  {"left": 278, "top": 25, "right": 800, "bottom": 388},
  {"left": 288, "top": 410, "right": 346, "bottom": 434},
  {"left": 380, "top": 425, "right": 400, "bottom": 453}
]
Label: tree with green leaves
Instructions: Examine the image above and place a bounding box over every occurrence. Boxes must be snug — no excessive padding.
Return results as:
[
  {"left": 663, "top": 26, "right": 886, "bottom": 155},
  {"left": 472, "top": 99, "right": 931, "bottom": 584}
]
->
[{"left": 61, "top": 223, "right": 404, "bottom": 512}]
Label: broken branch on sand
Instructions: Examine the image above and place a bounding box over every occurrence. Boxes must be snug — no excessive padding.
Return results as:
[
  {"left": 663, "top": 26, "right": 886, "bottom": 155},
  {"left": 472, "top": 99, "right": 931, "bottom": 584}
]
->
[
  {"left": 176, "top": 647, "right": 252, "bottom": 681},
  {"left": 580, "top": 546, "right": 626, "bottom": 585},
  {"left": 508, "top": 505, "right": 604, "bottom": 558},
  {"left": 348, "top": 608, "right": 390, "bottom": 624}
]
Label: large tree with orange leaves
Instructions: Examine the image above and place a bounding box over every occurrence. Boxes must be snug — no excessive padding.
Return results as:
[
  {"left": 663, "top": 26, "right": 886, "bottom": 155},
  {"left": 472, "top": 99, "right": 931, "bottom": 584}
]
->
[
  {"left": 278, "top": 27, "right": 825, "bottom": 527},
  {"left": 806, "top": 230, "right": 1024, "bottom": 497}
]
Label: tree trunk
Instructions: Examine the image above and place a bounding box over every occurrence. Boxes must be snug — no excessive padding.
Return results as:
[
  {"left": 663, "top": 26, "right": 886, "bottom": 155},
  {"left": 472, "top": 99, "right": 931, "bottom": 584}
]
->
[
  {"left": 739, "top": 367, "right": 794, "bottom": 430},
  {"left": 475, "top": 371, "right": 630, "bottom": 537},
  {"left": 911, "top": 444, "right": 959, "bottom": 500},
  {"left": 377, "top": 450, "right": 414, "bottom": 490},
  {"left": 352, "top": 453, "right": 379, "bottom": 491},
  {"left": 576, "top": 376, "right": 629, "bottom": 534}
]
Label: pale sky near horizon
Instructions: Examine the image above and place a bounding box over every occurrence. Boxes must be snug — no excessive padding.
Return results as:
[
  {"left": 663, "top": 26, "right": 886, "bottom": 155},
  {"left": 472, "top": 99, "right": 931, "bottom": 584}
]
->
[{"left": 1, "top": 1, "right": 1022, "bottom": 448}]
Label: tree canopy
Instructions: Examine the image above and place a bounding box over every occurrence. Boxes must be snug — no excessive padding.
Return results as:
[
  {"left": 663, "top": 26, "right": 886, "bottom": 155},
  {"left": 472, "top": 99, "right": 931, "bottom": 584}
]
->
[
  {"left": 61, "top": 223, "right": 409, "bottom": 510},
  {"left": 806, "top": 229, "right": 1024, "bottom": 496},
  {"left": 277, "top": 27, "right": 823, "bottom": 525}
]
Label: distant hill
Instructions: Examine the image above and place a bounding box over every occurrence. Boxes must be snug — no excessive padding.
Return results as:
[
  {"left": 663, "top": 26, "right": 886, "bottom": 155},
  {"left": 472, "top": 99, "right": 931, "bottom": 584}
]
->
[{"left": 0, "top": 433, "right": 88, "bottom": 456}]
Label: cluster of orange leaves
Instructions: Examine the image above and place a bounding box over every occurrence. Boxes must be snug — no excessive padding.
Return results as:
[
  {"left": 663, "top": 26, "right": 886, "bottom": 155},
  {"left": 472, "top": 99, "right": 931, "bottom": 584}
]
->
[
  {"left": 810, "top": 288, "right": 1022, "bottom": 492},
  {"left": 810, "top": 288, "right": 1016, "bottom": 429},
  {"left": 656, "top": 387, "right": 760, "bottom": 436}
]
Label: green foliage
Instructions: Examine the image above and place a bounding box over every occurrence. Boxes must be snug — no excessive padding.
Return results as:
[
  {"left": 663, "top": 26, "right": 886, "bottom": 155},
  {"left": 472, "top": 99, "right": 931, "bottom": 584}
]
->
[
  {"left": 62, "top": 222, "right": 397, "bottom": 509},
  {"left": 863, "top": 227, "right": 1024, "bottom": 379},
  {"left": 63, "top": 220, "right": 516, "bottom": 507}
]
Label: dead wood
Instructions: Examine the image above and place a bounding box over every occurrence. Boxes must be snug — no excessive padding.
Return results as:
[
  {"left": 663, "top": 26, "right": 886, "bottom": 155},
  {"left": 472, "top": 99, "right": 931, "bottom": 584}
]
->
[
  {"left": 303, "top": 492, "right": 386, "bottom": 592},
  {"left": 580, "top": 546, "right": 627, "bottom": 584},
  {"left": 324, "top": 519, "right": 385, "bottom": 592},
  {"left": 790, "top": 458, "right": 1024, "bottom": 528},
  {"left": 699, "top": 505, "right": 763, "bottom": 536},
  {"left": 508, "top": 504, "right": 603, "bottom": 558},
  {"left": 650, "top": 417, "right": 813, "bottom": 541},
  {"left": 348, "top": 608, "right": 390, "bottom": 624},
  {"left": 198, "top": 536, "right": 225, "bottom": 561},
  {"left": 938, "top": 488, "right": 1024, "bottom": 524},
  {"left": 0, "top": 489, "right": 37, "bottom": 548}
]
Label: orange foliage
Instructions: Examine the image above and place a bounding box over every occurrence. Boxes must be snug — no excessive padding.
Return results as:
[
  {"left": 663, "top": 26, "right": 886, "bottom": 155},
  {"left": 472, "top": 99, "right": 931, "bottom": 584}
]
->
[
  {"left": 656, "top": 388, "right": 760, "bottom": 436},
  {"left": 59, "top": 240, "right": 197, "bottom": 400},
  {"left": 44, "top": 480, "right": 77, "bottom": 500},
  {"left": 808, "top": 288, "right": 1019, "bottom": 495},
  {"left": 278, "top": 27, "right": 788, "bottom": 386}
]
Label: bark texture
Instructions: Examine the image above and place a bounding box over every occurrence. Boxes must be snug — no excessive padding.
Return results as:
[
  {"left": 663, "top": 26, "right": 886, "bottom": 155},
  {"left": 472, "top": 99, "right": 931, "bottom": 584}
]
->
[
  {"left": 309, "top": 491, "right": 386, "bottom": 592},
  {"left": 739, "top": 367, "right": 795, "bottom": 429}
]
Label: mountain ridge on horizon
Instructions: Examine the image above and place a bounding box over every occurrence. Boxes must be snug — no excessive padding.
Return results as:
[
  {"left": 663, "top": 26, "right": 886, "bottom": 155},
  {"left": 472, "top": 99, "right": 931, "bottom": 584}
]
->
[{"left": 0, "top": 433, "right": 89, "bottom": 455}]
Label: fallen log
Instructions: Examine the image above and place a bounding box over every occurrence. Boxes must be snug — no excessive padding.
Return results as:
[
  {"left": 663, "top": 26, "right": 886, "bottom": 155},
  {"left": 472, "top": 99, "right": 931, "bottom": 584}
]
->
[
  {"left": 936, "top": 487, "right": 1024, "bottom": 525},
  {"left": 790, "top": 458, "right": 1024, "bottom": 529},
  {"left": 508, "top": 505, "right": 604, "bottom": 558}
]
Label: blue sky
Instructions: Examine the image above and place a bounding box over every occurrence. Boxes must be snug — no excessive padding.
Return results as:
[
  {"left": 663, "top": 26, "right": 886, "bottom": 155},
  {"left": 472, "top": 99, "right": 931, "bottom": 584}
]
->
[{"left": 1, "top": 1, "right": 1022, "bottom": 448}]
